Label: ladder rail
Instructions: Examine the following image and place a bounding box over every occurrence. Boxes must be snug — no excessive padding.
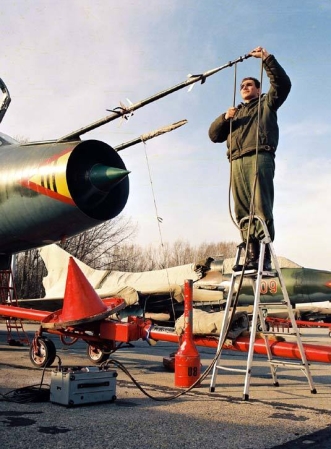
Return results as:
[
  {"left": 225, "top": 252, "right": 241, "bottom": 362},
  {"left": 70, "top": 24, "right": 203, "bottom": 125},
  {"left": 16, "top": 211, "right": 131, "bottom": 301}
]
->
[
  {"left": 271, "top": 250, "right": 315, "bottom": 391},
  {"left": 210, "top": 246, "right": 242, "bottom": 390},
  {"left": 210, "top": 215, "right": 316, "bottom": 400}
]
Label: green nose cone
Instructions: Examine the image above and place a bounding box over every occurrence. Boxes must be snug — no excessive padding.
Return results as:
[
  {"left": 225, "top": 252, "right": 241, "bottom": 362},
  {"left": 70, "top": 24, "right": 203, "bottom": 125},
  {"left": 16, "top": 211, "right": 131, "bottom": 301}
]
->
[{"left": 89, "top": 164, "right": 130, "bottom": 191}]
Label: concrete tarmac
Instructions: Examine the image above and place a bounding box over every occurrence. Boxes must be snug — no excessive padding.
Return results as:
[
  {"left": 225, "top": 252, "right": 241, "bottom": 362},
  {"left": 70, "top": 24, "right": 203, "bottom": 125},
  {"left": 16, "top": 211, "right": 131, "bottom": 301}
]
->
[{"left": 0, "top": 323, "right": 331, "bottom": 449}]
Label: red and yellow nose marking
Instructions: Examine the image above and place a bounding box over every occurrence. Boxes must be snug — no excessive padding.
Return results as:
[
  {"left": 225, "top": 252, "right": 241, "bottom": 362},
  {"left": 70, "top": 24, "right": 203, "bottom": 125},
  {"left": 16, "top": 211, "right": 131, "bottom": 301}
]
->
[{"left": 19, "top": 149, "right": 75, "bottom": 205}]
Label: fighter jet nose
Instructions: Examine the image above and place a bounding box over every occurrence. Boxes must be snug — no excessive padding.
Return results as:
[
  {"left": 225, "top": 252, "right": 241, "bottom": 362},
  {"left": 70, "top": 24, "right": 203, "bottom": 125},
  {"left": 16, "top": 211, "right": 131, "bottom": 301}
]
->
[{"left": 89, "top": 164, "right": 130, "bottom": 191}]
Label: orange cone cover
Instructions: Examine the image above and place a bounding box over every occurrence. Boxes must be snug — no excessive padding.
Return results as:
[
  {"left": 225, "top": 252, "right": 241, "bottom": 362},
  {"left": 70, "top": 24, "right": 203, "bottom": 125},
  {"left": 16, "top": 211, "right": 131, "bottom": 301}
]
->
[{"left": 60, "top": 257, "right": 108, "bottom": 322}]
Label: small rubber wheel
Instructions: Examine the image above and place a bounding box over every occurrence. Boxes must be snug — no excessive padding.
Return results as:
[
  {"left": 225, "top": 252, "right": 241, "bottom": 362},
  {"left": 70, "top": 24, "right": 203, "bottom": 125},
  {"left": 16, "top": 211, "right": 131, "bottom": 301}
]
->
[
  {"left": 86, "top": 344, "right": 110, "bottom": 364},
  {"left": 29, "top": 337, "right": 56, "bottom": 368}
]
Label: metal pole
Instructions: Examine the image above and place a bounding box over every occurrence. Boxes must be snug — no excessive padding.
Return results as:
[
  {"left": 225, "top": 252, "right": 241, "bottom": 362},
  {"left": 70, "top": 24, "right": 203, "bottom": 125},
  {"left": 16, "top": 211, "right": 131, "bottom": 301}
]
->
[
  {"left": 57, "top": 54, "right": 251, "bottom": 142},
  {"left": 114, "top": 120, "right": 187, "bottom": 152}
]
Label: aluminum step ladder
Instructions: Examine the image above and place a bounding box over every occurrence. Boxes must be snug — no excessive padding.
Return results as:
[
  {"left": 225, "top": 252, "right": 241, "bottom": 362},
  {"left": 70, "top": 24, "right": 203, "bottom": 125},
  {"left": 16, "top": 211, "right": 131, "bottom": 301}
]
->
[
  {"left": 209, "top": 215, "right": 316, "bottom": 400},
  {"left": 0, "top": 268, "right": 29, "bottom": 346}
]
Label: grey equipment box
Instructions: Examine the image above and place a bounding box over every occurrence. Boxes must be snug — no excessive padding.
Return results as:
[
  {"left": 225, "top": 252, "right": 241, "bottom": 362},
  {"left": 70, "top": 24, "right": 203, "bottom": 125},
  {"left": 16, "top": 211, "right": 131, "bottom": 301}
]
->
[{"left": 50, "top": 366, "right": 117, "bottom": 406}]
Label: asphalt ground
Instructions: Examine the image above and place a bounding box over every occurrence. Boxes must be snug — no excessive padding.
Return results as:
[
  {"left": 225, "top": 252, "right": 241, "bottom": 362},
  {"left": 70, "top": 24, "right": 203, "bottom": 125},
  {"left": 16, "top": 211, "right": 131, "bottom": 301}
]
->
[{"left": 0, "top": 323, "right": 331, "bottom": 449}]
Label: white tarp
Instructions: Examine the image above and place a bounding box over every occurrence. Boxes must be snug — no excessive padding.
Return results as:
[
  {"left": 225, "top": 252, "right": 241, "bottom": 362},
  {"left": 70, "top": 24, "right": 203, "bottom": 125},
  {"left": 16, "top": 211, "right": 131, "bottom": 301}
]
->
[
  {"left": 40, "top": 244, "right": 202, "bottom": 305},
  {"left": 39, "top": 245, "right": 300, "bottom": 307},
  {"left": 175, "top": 308, "right": 249, "bottom": 338}
]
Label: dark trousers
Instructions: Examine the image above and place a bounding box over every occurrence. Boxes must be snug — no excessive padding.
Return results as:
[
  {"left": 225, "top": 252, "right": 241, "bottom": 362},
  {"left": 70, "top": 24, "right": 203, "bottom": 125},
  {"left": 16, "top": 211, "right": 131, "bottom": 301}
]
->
[{"left": 231, "top": 152, "right": 275, "bottom": 241}]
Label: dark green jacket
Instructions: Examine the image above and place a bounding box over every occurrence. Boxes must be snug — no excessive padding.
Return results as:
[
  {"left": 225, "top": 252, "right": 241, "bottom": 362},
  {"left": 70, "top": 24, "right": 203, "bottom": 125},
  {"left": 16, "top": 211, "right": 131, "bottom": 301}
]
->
[{"left": 208, "top": 55, "right": 291, "bottom": 160}]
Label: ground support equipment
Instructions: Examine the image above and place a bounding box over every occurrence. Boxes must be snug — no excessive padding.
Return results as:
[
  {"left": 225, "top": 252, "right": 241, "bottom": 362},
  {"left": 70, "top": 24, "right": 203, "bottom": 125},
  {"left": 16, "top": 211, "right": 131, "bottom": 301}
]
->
[{"left": 50, "top": 365, "right": 117, "bottom": 406}]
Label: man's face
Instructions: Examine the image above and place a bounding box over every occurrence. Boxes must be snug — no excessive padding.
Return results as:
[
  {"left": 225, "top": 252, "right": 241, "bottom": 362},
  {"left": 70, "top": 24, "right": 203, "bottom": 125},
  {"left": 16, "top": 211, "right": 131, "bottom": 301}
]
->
[{"left": 240, "top": 79, "right": 260, "bottom": 102}]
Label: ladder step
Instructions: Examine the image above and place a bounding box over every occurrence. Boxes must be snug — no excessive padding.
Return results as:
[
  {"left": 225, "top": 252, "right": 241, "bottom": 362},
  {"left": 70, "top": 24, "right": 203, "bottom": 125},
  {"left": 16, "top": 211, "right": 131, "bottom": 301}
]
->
[
  {"left": 1, "top": 267, "right": 30, "bottom": 345},
  {"left": 261, "top": 269, "right": 277, "bottom": 276},
  {"left": 216, "top": 365, "right": 247, "bottom": 374},
  {"left": 259, "top": 302, "right": 287, "bottom": 307},
  {"left": 261, "top": 331, "right": 299, "bottom": 336},
  {"left": 232, "top": 268, "right": 258, "bottom": 276},
  {"left": 269, "top": 359, "right": 308, "bottom": 368},
  {"left": 232, "top": 269, "right": 277, "bottom": 278}
]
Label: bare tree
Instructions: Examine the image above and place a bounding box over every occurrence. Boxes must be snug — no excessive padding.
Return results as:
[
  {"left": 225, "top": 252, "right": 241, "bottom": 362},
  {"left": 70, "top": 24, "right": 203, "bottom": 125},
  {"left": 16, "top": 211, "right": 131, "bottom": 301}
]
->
[
  {"left": 59, "top": 216, "right": 137, "bottom": 269},
  {"left": 107, "top": 240, "right": 238, "bottom": 272},
  {"left": 14, "top": 210, "right": 237, "bottom": 298},
  {"left": 148, "top": 240, "right": 237, "bottom": 269},
  {"left": 15, "top": 249, "right": 47, "bottom": 299},
  {"left": 104, "top": 243, "right": 148, "bottom": 272},
  {"left": 15, "top": 215, "right": 137, "bottom": 298},
  {"left": 195, "top": 241, "right": 237, "bottom": 261}
]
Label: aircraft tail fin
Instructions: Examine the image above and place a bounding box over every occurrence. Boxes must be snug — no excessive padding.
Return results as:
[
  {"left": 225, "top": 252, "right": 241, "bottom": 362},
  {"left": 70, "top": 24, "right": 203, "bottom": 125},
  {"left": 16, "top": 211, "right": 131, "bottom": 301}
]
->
[{"left": 40, "top": 244, "right": 109, "bottom": 298}]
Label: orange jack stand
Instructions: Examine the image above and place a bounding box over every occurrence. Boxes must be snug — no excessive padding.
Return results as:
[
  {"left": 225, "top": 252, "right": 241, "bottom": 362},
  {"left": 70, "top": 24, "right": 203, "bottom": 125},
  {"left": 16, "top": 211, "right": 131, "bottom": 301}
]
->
[{"left": 175, "top": 279, "right": 201, "bottom": 388}]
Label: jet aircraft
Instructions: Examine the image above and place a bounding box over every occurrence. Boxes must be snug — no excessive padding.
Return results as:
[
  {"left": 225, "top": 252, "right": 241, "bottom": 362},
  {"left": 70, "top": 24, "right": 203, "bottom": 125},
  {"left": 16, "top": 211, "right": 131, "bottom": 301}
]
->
[{"left": 18, "top": 244, "right": 331, "bottom": 324}]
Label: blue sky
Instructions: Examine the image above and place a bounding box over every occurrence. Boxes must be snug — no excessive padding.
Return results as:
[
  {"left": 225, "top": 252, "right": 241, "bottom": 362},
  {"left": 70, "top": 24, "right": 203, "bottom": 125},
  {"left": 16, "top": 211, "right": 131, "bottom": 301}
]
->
[{"left": 1, "top": 0, "right": 331, "bottom": 270}]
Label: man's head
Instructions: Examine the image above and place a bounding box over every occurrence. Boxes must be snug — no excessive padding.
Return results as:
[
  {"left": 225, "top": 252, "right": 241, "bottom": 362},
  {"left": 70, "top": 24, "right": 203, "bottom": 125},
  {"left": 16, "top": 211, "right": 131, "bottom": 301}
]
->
[{"left": 240, "top": 77, "right": 261, "bottom": 102}]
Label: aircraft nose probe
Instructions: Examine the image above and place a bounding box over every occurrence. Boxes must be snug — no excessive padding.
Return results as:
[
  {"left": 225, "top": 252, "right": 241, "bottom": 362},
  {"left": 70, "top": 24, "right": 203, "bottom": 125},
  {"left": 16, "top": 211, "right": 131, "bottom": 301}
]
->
[{"left": 89, "top": 164, "right": 131, "bottom": 191}]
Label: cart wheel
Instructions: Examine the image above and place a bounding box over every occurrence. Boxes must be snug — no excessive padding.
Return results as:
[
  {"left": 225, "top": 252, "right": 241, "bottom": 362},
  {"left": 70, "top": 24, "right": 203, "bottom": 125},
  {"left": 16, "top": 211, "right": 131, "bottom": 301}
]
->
[
  {"left": 256, "top": 320, "right": 270, "bottom": 332},
  {"left": 29, "top": 337, "right": 56, "bottom": 368},
  {"left": 86, "top": 344, "right": 110, "bottom": 364}
]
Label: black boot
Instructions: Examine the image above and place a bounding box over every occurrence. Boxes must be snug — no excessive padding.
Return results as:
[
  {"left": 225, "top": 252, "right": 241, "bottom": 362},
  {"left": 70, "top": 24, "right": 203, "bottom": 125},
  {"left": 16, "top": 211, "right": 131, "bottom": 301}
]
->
[
  {"left": 246, "top": 240, "right": 260, "bottom": 270},
  {"left": 263, "top": 245, "right": 272, "bottom": 271}
]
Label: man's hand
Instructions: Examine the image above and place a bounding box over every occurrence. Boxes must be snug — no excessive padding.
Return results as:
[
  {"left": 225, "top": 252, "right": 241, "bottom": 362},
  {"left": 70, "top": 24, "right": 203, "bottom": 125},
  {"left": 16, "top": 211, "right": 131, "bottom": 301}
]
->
[
  {"left": 225, "top": 107, "right": 239, "bottom": 120},
  {"left": 249, "top": 46, "right": 269, "bottom": 60}
]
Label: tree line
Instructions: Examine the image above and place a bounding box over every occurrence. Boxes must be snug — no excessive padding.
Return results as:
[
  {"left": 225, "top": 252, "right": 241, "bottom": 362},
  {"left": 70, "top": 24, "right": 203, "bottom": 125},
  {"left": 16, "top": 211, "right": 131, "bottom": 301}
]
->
[{"left": 14, "top": 216, "right": 237, "bottom": 299}]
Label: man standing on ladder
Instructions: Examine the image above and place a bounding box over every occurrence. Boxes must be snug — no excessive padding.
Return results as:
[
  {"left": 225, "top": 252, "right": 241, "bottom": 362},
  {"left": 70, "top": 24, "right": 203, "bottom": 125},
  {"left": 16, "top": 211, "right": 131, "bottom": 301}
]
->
[{"left": 208, "top": 46, "right": 291, "bottom": 271}]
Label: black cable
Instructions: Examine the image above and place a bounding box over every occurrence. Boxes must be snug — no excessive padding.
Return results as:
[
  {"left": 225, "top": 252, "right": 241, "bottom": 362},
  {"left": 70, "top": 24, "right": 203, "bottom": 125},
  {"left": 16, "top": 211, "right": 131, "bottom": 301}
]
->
[
  {"left": 0, "top": 383, "right": 50, "bottom": 403},
  {"left": 0, "top": 355, "right": 63, "bottom": 403},
  {"left": 248, "top": 55, "right": 264, "bottom": 228},
  {"left": 228, "top": 62, "right": 240, "bottom": 231},
  {"left": 102, "top": 317, "right": 247, "bottom": 404}
]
